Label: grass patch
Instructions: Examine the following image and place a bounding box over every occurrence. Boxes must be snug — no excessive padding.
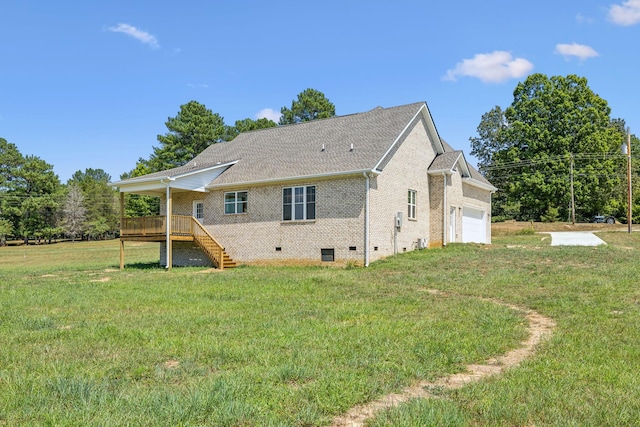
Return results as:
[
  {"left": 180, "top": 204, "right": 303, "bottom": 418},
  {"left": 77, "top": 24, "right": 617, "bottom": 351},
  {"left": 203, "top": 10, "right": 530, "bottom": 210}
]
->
[
  {"left": 0, "top": 240, "right": 524, "bottom": 426},
  {"left": 365, "top": 229, "right": 640, "bottom": 426},
  {"left": 3, "top": 231, "right": 640, "bottom": 425}
]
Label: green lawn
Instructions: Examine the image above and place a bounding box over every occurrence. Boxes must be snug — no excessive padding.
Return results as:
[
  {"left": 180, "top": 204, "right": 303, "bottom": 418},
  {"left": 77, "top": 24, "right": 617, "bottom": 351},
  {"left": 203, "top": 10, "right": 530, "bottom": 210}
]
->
[{"left": 1, "top": 232, "right": 639, "bottom": 426}]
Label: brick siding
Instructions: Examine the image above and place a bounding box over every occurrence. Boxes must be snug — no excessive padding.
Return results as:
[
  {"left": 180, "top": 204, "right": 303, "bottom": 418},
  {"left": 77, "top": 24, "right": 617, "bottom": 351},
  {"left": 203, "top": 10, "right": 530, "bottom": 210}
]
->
[{"left": 160, "top": 115, "right": 492, "bottom": 266}]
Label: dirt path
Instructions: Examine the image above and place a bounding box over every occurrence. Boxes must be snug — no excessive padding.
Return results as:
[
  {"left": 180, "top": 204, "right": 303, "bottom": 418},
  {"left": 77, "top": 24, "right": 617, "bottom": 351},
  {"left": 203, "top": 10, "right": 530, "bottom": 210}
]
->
[{"left": 330, "top": 289, "right": 556, "bottom": 427}]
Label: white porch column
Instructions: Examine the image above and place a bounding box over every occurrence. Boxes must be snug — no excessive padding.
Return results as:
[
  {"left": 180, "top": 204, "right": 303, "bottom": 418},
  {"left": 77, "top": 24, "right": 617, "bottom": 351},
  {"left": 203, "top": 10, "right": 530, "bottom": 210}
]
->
[{"left": 165, "top": 184, "right": 172, "bottom": 270}]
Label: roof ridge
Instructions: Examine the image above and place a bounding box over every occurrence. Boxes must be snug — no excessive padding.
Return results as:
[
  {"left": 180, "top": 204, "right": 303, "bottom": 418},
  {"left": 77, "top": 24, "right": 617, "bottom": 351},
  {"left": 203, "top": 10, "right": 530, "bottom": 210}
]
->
[{"left": 273, "top": 101, "right": 427, "bottom": 129}]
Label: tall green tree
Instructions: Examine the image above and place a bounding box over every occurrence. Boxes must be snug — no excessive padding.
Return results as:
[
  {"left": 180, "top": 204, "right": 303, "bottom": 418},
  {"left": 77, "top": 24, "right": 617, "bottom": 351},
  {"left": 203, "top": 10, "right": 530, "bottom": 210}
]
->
[
  {"left": 6, "top": 155, "right": 62, "bottom": 242},
  {"left": 470, "top": 106, "right": 508, "bottom": 172},
  {"left": 149, "top": 101, "right": 231, "bottom": 171},
  {"left": 472, "top": 74, "right": 626, "bottom": 221},
  {"left": 279, "top": 88, "right": 336, "bottom": 125},
  {"left": 1, "top": 139, "right": 25, "bottom": 241},
  {"left": 1, "top": 138, "right": 24, "bottom": 192},
  {"left": 0, "top": 218, "right": 12, "bottom": 245},
  {"left": 227, "top": 117, "right": 277, "bottom": 139},
  {"left": 68, "top": 168, "right": 119, "bottom": 239},
  {"left": 122, "top": 101, "right": 234, "bottom": 218}
]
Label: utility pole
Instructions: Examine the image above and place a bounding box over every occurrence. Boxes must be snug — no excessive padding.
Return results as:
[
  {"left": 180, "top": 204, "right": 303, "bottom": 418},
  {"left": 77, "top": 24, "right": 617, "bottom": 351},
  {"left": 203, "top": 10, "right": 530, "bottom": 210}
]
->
[
  {"left": 570, "top": 153, "right": 576, "bottom": 224},
  {"left": 626, "top": 127, "right": 632, "bottom": 233}
]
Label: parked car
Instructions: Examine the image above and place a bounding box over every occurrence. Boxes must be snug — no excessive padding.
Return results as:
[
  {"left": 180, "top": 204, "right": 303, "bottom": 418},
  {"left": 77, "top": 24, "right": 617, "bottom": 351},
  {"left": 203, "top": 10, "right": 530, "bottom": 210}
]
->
[{"left": 592, "top": 215, "right": 616, "bottom": 224}]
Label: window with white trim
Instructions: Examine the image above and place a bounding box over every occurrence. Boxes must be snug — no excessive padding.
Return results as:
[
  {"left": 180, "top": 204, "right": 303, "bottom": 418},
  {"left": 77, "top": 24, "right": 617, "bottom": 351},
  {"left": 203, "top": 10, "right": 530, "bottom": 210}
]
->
[
  {"left": 283, "top": 186, "right": 316, "bottom": 221},
  {"left": 408, "top": 190, "right": 417, "bottom": 220},
  {"left": 224, "top": 191, "right": 248, "bottom": 214}
]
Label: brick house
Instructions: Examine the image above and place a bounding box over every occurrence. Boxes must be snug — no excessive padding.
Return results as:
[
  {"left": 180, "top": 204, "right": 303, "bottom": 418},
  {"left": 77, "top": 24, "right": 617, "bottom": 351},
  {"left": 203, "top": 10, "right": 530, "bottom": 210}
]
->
[{"left": 112, "top": 102, "right": 495, "bottom": 269}]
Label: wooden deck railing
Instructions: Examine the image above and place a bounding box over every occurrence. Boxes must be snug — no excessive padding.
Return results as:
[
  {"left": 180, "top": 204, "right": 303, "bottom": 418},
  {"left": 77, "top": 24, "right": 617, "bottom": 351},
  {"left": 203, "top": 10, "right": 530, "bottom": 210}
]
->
[
  {"left": 120, "top": 215, "right": 231, "bottom": 269},
  {"left": 121, "top": 216, "right": 166, "bottom": 237},
  {"left": 121, "top": 215, "right": 194, "bottom": 237},
  {"left": 171, "top": 215, "right": 192, "bottom": 236}
]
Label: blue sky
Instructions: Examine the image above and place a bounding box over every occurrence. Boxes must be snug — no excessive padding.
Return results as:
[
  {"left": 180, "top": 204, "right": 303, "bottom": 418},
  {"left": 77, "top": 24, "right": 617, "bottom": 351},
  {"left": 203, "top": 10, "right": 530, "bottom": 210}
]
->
[{"left": 2, "top": 0, "right": 639, "bottom": 183}]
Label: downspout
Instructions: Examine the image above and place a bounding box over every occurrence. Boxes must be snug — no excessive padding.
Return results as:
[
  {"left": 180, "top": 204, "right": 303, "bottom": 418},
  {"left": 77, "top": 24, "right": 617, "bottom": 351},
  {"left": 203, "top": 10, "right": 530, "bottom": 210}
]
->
[
  {"left": 363, "top": 172, "right": 370, "bottom": 267},
  {"left": 442, "top": 173, "right": 447, "bottom": 247}
]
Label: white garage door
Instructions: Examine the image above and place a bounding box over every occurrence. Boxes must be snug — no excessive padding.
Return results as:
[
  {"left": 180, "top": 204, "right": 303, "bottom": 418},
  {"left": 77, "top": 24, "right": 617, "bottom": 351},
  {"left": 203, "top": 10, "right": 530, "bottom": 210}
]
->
[{"left": 462, "top": 207, "right": 487, "bottom": 243}]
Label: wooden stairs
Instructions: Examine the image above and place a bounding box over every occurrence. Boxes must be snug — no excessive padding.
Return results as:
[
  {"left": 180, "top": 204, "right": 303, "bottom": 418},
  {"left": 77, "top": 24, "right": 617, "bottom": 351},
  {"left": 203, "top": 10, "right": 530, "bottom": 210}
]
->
[{"left": 191, "top": 218, "right": 236, "bottom": 269}]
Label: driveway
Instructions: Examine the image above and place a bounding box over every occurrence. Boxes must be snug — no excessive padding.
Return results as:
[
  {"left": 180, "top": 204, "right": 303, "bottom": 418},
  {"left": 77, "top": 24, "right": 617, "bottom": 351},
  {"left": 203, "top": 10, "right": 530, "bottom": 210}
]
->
[{"left": 546, "top": 231, "right": 606, "bottom": 246}]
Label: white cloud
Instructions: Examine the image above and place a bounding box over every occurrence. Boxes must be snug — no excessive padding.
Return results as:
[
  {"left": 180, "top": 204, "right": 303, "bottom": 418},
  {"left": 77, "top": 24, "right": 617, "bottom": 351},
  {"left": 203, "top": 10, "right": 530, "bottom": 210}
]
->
[
  {"left": 108, "top": 23, "right": 159, "bottom": 49},
  {"left": 255, "top": 108, "right": 282, "bottom": 123},
  {"left": 576, "top": 13, "right": 595, "bottom": 24},
  {"left": 187, "top": 83, "right": 209, "bottom": 88},
  {"left": 443, "top": 51, "right": 533, "bottom": 84},
  {"left": 608, "top": 0, "right": 640, "bottom": 25},
  {"left": 555, "top": 43, "right": 599, "bottom": 60}
]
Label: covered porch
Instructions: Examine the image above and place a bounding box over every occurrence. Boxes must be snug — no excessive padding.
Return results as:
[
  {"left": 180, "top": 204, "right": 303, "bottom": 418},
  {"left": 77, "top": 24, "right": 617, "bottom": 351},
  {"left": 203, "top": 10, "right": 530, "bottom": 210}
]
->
[
  {"left": 111, "top": 162, "right": 237, "bottom": 270},
  {"left": 118, "top": 211, "right": 235, "bottom": 270}
]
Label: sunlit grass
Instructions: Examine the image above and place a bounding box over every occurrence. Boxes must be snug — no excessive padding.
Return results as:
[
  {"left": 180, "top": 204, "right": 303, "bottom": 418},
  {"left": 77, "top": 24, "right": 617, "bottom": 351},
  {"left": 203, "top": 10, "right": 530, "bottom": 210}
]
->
[
  {"left": 365, "top": 230, "right": 640, "bottom": 426},
  {"left": 3, "top": 230, "right": 640, "bottom": 426},
  {"left": 0, "top": 240, "right": 525, "bottom": 426},
  {"left": 0, "top": 240, "right": 158, "bottom": 271}
]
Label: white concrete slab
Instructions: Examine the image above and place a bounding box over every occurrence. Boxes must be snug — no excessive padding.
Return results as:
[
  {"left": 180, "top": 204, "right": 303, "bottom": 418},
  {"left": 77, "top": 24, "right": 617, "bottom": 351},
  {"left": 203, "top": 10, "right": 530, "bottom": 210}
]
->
[{"left": 547, "top": 231, "right": 607, "bottom": 246}]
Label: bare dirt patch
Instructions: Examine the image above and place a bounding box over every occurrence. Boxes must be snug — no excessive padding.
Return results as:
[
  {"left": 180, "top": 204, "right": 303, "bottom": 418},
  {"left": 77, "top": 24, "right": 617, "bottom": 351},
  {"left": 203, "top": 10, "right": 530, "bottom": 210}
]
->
[
  {"left": 196, "top": 268, "right": 224, "bottom": 274},
  {"left": 330, "top": 289, "right": 556, "bottom": 427},
  {"left": 89, "top": 277, "right": 111, "bottom": 283},
  {"left": 163, "top": 360, "right": 180, "bottom": 369},
  {"left": 492, "top": 220, "right": 624, "bottom": 236}
]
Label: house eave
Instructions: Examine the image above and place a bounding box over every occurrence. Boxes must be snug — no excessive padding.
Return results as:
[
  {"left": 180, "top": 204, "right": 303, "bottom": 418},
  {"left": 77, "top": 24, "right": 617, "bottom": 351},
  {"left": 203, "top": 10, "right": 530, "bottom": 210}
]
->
[
  {"left": 171, "top": 161, "right": 238, "bottom": 179},
  {"left": 110, "top": 175, "right": 173, "bottom": 187},
  {"left": 462, "top": 177, "right": 498, "bottom": 192},
  {"left": 111, "top": 161, "right": 238, "bottom": 193},
  {"left": 427, "top": 169, "right": 454, "bottom": 176},
  {"left": 206, "top": 168, "right": 381, "bottom": 190}
]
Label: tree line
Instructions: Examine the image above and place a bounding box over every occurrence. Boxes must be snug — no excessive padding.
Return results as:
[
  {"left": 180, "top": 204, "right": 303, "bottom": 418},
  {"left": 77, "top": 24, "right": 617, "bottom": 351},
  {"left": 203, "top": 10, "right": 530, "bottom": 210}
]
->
[
  {"left": 0, "top": 139, "right": 120, "bottom": 245},
  {"left": 0, "top": 89, "right": 336, "bottom": 243},
  {"left": 5, "top": 75, "right": 633, "bottom": 244},
  {"left": 471, "top": 74, "right": 638, "bottom": 223}
]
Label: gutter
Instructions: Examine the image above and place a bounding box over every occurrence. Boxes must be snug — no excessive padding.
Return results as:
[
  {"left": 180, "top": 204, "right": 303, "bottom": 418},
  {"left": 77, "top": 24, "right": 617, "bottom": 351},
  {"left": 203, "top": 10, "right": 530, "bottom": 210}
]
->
[
  {"left": 111, "top": 174, "right": 177, "bottom": 187},
  {"left": 442, "top": 172, "right": 447, "bottom": 247}
]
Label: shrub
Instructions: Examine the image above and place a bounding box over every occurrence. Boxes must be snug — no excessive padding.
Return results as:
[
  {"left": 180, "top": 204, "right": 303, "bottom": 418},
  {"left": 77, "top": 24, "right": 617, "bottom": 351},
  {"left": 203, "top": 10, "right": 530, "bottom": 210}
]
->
[{"left": 540, "top": 205, "right": 559, "bottom": 223}]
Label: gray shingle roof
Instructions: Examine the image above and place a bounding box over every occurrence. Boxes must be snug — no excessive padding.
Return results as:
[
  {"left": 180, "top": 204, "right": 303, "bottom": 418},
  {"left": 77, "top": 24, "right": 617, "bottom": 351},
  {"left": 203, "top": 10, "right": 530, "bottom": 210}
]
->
[
  {"left": 114, "top": 101, "right": 494, "bottom": 190},
  {"left": 468, "top": 163, "right": 494, "bottom": 187},
  {"left": 201, "top": 102, "right": 426, "bottom": 186},
  {"left": 436, "top": 139, "right": 495, "bottom": 189},
  {"left": 429, "top": 151, "right": 463, "bottom": 172}
]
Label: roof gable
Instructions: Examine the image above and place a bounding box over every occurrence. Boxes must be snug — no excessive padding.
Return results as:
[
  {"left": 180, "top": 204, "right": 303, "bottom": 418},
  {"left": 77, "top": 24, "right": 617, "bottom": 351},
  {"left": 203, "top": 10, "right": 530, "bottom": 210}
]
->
[
  {"left": 206, "top": 102, "right": 432, "bottom": 187},
  {"left": 428, "top": 147, "right": 496, "bottom": 192},
  {"left": 112, "top": 102, "right": 494, "bottom": 193}
]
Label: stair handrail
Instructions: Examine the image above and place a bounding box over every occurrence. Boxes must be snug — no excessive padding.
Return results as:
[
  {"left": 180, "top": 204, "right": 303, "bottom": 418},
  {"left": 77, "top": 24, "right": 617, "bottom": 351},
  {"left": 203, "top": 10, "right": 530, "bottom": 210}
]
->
[{"left": 190, "top": 217, "right": 225, "bottom": 270}]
